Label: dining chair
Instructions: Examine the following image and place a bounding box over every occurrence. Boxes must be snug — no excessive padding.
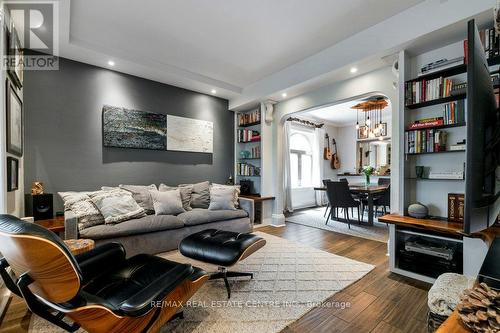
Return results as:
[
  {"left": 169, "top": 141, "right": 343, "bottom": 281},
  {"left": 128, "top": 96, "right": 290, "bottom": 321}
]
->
[
  {"left": 378, "top": 178, "right": 391, "bottom": 185},
  {"left": 322, "top": 179, "right": 332, "bottom": 217},
  {"left": 374, "top": 184, "right": 391, "bottom": 215},
  {"left": 325, "top": 181, "right": 361, "bottom": 229}
]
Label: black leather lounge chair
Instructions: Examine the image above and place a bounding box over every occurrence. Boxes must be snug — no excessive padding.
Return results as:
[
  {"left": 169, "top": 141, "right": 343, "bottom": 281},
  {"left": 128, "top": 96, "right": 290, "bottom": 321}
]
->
[{"left": 0, "top": 214, "right": 208, "bottom": 333}]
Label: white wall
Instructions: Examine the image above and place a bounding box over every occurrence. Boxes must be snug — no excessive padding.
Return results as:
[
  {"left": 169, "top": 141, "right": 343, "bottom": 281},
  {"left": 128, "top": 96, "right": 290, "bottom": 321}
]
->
[
  {"left": 335, "top": 126, "right": 358, "bottom": 175},
  {"left": 271, "top": 66, "right": 399, "bottom": 226}
]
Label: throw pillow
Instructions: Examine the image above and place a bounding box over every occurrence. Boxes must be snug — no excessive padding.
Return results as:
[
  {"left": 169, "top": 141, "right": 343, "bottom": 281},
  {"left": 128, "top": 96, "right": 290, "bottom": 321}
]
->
[
  {"left": 208, "top": 186, "right": 237, "bottom": 211},
  {"left": 158, "top": 184, "right": 193, "bottom": 211},
  {"left": 58, "top": 191, "right": 104, "bottom": 231},
  {"left": 118, "top": 184, "right": 157, "bottom": 215},
  {"left": 149, "top": 189, "right": 185, "bottom": 215},
  {"left": 212, "top": 183, "right": 241, "bottom": 207},
  {"left": 179, "top": 181, "right": 210, "bottom": 209},
  {"left": 90, "top": 190, "right": 146, "bottom": 224}
]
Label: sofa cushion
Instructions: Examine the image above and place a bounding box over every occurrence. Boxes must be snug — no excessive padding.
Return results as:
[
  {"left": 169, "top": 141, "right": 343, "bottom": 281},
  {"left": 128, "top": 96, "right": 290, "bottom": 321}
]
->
[
  {"left": 119, "top": 184, "right": 157, "bottom": 215},
  {"left": 179, "top": 181, "right": 210, "bottom": 209},
  {"left": 149, "top": 189, "right": 185, "bottom": 216},
  {"left": 58, "top": 191, "right": 104, "bottom": 231},
  {"left": 177, "top": 208, "right": 248, "bottom": 226},
  {"left": 80, "top": 215, "right": 184, "bottom": 240},
  {"left": 208, "top": 186, "right": 237, "bottom": 211},
  {"left": 90, "top": 190, "right": 146, "bottom": 224},
  {"left": 158, "top": 184, "right": 193, "bottom": 211}
]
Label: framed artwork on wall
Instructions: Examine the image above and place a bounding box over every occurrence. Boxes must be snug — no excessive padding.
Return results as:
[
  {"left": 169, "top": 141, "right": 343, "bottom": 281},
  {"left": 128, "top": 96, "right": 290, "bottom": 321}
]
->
[
  {"left": 102, "top": 105, "right": 167, "bottom": 150},
  {"left": 7, "top": 26, "right": 23, "bottom": 88},
  {"left": 376, "top": 122, "right": 387, "bottom": 137},
  {"left": 6, "top": 79, "right": 23, "bottom": 156},
  {"left": 7, "top": 157, "right": 19, "bottom": 192},
  {"left": 167, "top": 115, "right": 214, "bottom": 153},
  {"left": 357, "top": 125, "right": 368, "bottom": 140}
]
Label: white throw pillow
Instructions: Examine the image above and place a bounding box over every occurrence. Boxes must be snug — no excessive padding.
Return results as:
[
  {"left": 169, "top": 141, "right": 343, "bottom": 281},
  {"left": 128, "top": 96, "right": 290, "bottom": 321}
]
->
[
  {"left": 208, "top": 186, "right": 237, "bottom": 211},
  {"left": 211, "top": 183, "right": 240, "bottom": 207},
  {"left": 90, "top": 190, "right": 146, "bottom": 224},
  {"left": 149, "top": 189, "right": 185, "bottom": 215},
  {"left": 58, "top": 191, "right": 104, "bottom": 231}
]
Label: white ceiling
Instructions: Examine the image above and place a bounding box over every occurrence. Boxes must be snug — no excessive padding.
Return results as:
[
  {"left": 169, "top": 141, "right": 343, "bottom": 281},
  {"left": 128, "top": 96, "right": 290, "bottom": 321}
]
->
[
  {"left": 303, "top": 97, "right": 392, "bottom": 127},
  {"left": 62, "top": 0, "right": 424, "bottom": 97}
]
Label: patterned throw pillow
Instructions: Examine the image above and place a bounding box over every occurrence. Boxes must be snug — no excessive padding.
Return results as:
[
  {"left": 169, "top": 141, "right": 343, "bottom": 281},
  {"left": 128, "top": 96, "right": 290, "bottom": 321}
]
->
[
  {"left": 118, "top": 184, "right": 157, "bottom": 215},
  {"left": 149, "top": 189, "right": 185, "bottom": 216},
  {"left": 90, "top": 190, "right": 146, "bottom": 224},
  {"left": 58, "top": 191, "right": 104, "bottom": 231},
  {"left": 179, "top": 181, "right": 210, "bottom": 209},
  {"left": 211, "top": 183, "right": 241, "bottom": 207},
  {"left": 208, "top": 186, "right": 237, "bottom": 211},
  {"left": 158, "top": 184, "right": 193, "bottom": 211}
]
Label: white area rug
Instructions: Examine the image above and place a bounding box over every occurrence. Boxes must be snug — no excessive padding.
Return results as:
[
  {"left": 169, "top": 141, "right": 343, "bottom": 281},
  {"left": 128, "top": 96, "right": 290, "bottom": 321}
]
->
[
  {"left": 287, "top": 207, "right": 389, "bottom": 243},
  {"left": 29, "top": 232, "right": 374, "bottom": 333}
]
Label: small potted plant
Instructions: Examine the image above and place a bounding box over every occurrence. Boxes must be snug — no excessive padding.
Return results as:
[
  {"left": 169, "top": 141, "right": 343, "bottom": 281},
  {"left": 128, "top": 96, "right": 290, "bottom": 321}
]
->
[{"left": 362, "top": 165, "right": 374, "bottom": 185}]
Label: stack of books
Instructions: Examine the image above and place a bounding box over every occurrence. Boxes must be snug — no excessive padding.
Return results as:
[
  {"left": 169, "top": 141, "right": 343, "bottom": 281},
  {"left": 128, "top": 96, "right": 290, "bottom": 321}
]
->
[
  {"left": 237, "top": 129, "right": 260, "bottom": 143},
  {"left": 419, "top": 57, "right": 465, "bottom": 76},
  {"left": 405, "top": 129, "right": 447, "bottom": 154},
  {"left": 238, "top": 110, "right": 261, "bottom": 126},
  {"left": 250, "top": 146, "right": 260, "bottom": 158},
  {"left": 236, "top": 163, "right": 260, "bottom": 176},
  {"left": 405, "top": 77, "right": 453, "bottom": 105},
  {"left": 464, "top": 27, "right": 500, "bottom": 62},
  {"left": 443, "top": 100, "right": 466, "bottom": 125}
]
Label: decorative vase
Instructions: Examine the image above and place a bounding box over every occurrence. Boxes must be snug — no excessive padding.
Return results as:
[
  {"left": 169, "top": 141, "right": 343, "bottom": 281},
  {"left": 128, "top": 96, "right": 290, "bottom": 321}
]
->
[{"left": 364, "top": 174, "right": 370, "bottom": 185}]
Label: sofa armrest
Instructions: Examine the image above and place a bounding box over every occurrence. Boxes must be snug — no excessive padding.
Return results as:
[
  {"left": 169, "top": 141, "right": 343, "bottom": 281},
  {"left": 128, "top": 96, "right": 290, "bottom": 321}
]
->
[
  {"left": 239, "top": 197, "right": 255, "bottom": 226},
  {"left": 64, "top": 210, "right": 79, "bottom": 240}
]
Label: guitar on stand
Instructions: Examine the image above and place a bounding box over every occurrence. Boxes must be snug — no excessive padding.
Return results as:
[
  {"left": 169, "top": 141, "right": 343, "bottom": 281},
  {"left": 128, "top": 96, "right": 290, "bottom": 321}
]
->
[
  {"left": 323, "top": 134, "right": 332, "bottom": 160},
  {"left": 331, "top": 138, "right": 340, "bottom": 169}
]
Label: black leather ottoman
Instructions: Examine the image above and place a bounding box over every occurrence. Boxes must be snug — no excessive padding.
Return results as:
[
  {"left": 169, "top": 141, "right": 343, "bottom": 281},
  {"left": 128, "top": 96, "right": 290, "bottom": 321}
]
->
[{"left": 179, "top": 229, "right": 266, "bottom": 298}]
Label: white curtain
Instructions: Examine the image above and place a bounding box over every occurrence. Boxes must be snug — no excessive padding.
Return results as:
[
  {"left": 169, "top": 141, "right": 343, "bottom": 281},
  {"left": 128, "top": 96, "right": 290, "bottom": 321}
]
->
[
  {"left": 283, "top": 122, "right": 293, "bottom": 212},
  {"left": 312, "top": 127, "right": 324, "bottom": 206}
]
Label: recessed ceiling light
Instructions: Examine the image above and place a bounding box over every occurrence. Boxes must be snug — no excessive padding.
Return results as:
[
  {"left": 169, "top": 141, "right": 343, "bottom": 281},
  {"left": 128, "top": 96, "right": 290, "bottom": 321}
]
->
[
  {"left": 108, "top": 60, "right": 115, "bottom": 66},
  {"left": 282, "top": 93, "right": 287, "bottom": 98},
  {"left": 350, "top": 67, "right": 358, "bottom": 73},
  {"left": 211, "top": 89, "right": 217, "bottom": 94}
]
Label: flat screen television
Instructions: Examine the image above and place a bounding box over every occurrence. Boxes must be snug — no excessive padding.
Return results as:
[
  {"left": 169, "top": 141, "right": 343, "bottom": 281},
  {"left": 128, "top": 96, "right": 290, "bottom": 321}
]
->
[{"left": 465, "top": 19, "right": 500, "bottom": 233}]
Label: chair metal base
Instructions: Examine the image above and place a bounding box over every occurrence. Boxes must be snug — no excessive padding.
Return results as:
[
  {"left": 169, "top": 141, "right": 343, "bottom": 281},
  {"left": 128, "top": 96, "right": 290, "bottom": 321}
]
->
[{"left": 209, "top": 267, "right": 253, "bottom": 299}]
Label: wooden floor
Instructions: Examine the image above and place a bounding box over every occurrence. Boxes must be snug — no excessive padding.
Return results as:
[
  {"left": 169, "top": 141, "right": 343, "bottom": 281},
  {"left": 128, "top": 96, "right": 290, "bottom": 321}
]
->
[{"left": 0, "top": 222, "right": 431, "bottom": 333}]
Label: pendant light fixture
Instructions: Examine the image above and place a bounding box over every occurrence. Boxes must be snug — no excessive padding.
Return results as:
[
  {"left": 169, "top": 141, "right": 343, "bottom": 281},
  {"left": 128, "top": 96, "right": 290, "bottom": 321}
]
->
[{"left": 351, "top": 97, "right": 388, "bottom": 139}]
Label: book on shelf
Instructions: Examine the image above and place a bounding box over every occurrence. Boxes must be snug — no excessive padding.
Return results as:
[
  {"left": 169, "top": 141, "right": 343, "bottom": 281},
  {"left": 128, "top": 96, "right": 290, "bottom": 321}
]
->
[
  {"left": 405, "top": 129, "right": 447, "bottom": 154},
  {"left": 237, "top": 110, "right": 261, "bottom": 126},
  {"left": 405, "top": 77, "right": 454, "bottom": 105},
  {"left": 443, "top": 100, "right": 466, "bottom": 125},
  {"left": 407, "top": 117, "right": 444, "bottom": 130},
  {"left": 237, "top": 129, "right": 260, "bottom": 142},
  {"left": 429, "top": 171, "right": 464, "bottom": 180},
  {"left": 236, "top": 162, "right": 260, "bottom": 176},
  {"left": 464, "top": 26, "right": 500, "bottom": 63},
  {"left": 418, "top": 57, "right": 465, "bottom": 76},
  {"left": 448, "top": 144, "right": 466, "bottom": 151}
]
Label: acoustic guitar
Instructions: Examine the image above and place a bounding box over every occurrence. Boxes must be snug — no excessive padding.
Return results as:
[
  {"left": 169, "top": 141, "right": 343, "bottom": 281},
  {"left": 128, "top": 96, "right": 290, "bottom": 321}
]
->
[
  {"left": 323, "top": 133, "right": 332, "bottom": 160},
  {"left": 331, "top": 138, "right": 341, "bottom": 169}
]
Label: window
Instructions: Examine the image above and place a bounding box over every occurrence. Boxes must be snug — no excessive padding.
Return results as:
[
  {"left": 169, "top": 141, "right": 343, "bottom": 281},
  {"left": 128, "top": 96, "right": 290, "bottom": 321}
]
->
[{"left": 290, "top": 131, "right": 313, "bottom": 188}]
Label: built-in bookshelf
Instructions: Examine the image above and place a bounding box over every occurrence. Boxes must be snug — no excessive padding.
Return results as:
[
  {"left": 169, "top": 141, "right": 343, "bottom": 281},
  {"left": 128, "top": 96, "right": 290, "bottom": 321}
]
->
[
  {"left": 235, "top": 108, "right": 262, "bottom": 195},
  {"left": 401, "top": 25, "right": 500, "bottom": 221}
]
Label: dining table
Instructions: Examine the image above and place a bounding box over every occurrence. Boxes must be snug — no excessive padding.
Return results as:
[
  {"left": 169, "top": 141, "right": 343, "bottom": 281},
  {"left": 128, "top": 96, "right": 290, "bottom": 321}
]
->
[{"left": 313, "top": 183, "right": 389, "bottom": 226}]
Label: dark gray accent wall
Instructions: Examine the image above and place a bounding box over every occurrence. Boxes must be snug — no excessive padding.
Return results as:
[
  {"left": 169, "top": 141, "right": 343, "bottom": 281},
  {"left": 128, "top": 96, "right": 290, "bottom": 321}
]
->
[{"left": 24, "top": 57, "right": 234, "bottom": 211}]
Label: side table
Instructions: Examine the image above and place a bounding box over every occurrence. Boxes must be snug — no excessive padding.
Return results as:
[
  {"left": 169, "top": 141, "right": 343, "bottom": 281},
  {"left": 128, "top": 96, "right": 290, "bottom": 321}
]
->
[{"left": 63, "top": 239, "right": 95, "bottom": 255}]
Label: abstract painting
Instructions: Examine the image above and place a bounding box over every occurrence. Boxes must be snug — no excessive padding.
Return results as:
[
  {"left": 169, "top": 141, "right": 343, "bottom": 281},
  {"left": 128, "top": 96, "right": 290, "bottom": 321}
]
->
[
  {"left": 6, "top": 80, "right": 23, "bottom": 156},
  {"left": 167, "top": 115, "right": 213, "bottom": 153},
  {"left": 102, "top": 105, "right": 166, "bottom": 150}
]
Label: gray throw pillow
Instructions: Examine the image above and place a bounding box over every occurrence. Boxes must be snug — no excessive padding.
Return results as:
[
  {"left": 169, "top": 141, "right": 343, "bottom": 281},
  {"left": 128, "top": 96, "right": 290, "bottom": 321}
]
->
[
  {"left": 158, "top": 184, "right": 193, "bottom": 211},
  {"left": 208, "top": 186, "right": 237, "bottom": 211},
  {"left": 149, "top": 189, "right": 185, "bottom": 215},
  {"left": 90, "top": 190, "right": 146, "bottom": 224},
  {"left": 118, "top": 184, "right": 157, "bottom": 215},
  {"left": 58, "top": 191, "right": 105, "bottom": 231},
  {"left": 212, "top": 183, "right": 240, "bottom": 208},
  {"left": 179, "top": 181, "right": 210, "bottom": 209}
]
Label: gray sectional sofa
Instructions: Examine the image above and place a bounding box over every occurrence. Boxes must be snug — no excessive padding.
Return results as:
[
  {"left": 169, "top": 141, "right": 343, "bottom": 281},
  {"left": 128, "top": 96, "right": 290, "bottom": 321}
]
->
[{"left": 65, "top": 198, "right": 254, "bottom": 257}]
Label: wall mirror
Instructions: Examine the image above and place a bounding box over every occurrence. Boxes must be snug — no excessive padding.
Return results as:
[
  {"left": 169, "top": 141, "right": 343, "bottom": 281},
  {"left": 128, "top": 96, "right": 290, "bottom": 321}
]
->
[{"left": 356, "top": 139, "right": 391, "bottom": 175}]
